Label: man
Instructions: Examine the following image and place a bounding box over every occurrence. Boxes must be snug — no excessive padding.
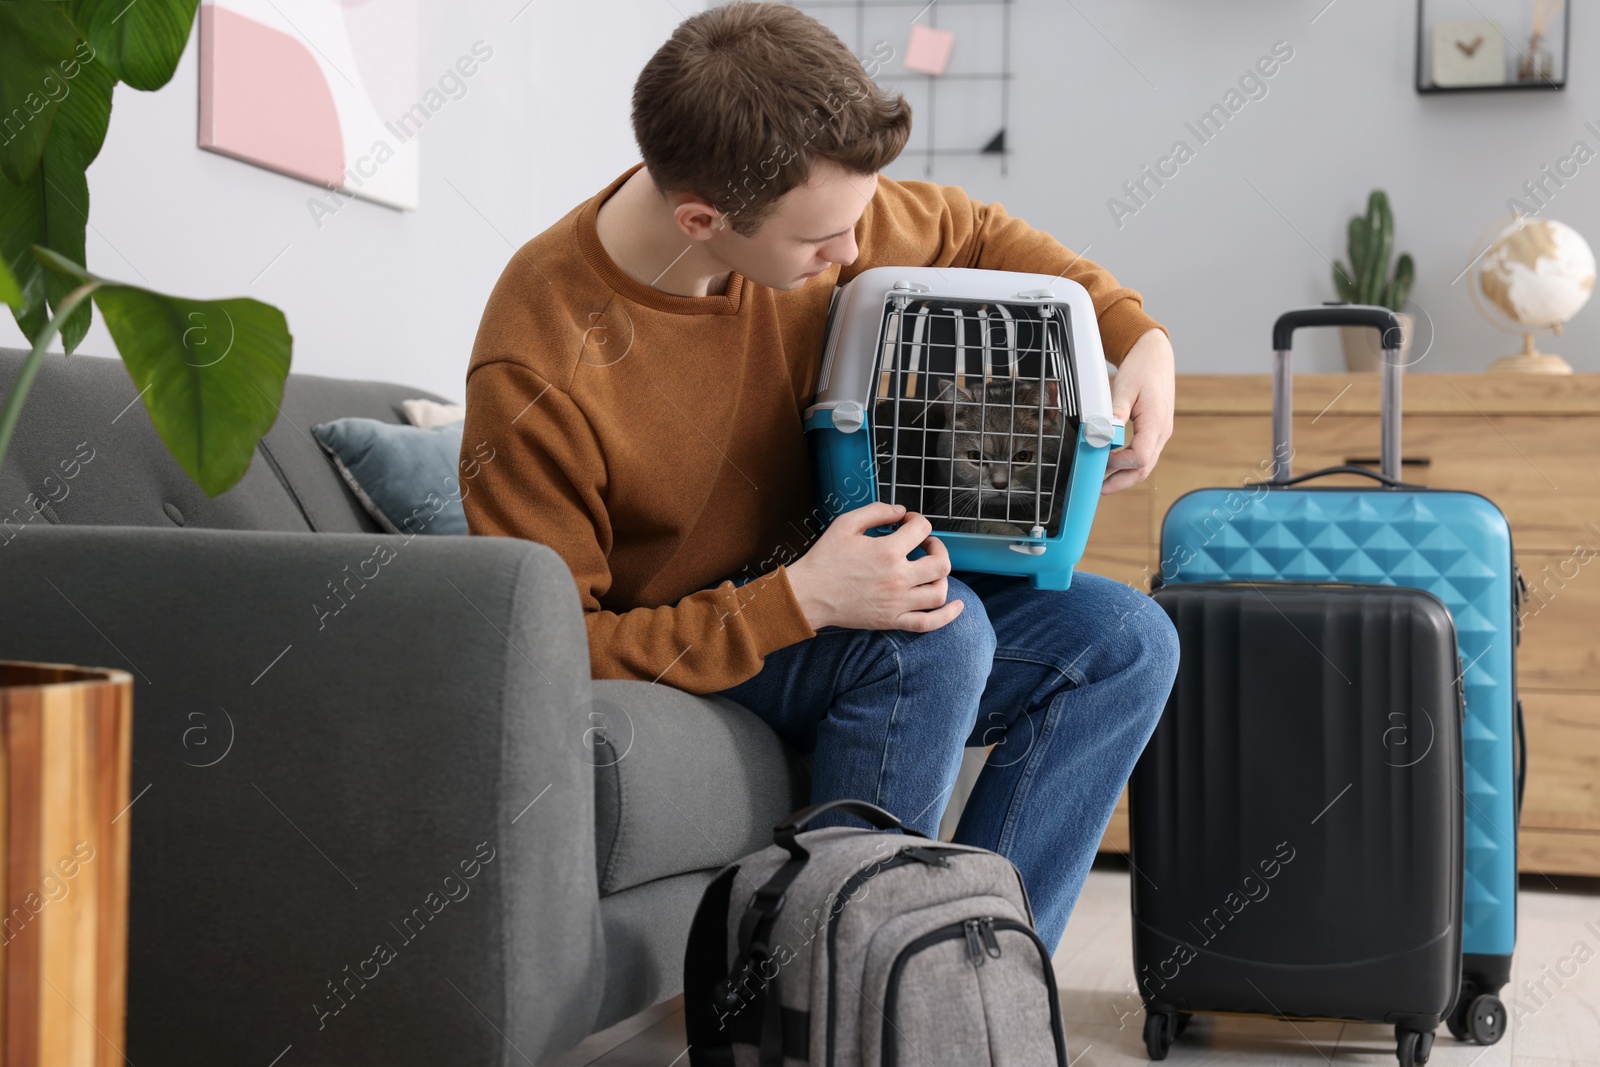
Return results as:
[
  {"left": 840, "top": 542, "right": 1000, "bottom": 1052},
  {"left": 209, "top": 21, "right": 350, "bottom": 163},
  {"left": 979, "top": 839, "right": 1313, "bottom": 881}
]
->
[{"left": 460, "top": 1, "right": 1179, "bottom": 952}]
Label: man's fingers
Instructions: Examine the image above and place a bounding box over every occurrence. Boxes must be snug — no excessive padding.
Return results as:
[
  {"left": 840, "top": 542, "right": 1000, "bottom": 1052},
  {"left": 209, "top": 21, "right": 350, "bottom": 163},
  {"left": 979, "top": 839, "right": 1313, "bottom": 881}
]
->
[
  {"left": 907, "top": 534, "right": 953, "bottom": 585},
  {"left": 1104, "top": 444, "right": 1142, "bottom": 471},
  {"left": 845, "top": 500, "right": 908, "bottom": 533},
  {"left": 883, "top": 510, "right": 933, "bottom": 554},
  {"left": 1101, "top": 466, "right": 1148, "bottom": 495},
  {"left": 1101, "top": 432, "right": 1172, "bottom": 495},
  {"left": 898, "top": 596, "right": 963, "bottom": 632}
]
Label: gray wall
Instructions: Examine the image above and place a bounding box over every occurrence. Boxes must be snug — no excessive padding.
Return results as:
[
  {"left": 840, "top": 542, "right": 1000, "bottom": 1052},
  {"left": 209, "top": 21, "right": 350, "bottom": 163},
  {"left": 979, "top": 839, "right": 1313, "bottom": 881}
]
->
[
  {"left": 875, "top": 0, "right": 1600, "bottom": 375},
  {"left": 5, "top": 0, "right": 1597, "bottom": 394}
]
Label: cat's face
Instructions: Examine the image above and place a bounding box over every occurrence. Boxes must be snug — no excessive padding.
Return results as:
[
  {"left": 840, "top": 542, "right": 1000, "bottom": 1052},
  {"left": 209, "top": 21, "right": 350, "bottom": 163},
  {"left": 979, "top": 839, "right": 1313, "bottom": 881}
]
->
[{"left": 932, "top": 378, "right": 1066, "bottom": 513}]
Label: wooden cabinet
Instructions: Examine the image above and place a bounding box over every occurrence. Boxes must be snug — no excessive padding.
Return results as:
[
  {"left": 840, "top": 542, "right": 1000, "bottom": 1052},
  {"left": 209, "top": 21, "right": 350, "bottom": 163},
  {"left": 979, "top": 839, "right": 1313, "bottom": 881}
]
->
[{"left": 1084, "top": 374, "right": 1600, "bottom": 876}]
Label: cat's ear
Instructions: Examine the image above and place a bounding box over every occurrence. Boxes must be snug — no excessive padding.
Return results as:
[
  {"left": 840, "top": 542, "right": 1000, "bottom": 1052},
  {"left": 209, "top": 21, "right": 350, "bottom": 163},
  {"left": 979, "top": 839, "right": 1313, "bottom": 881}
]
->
[
  {"left": 930, "top": 378, "right": 958, "bottom": 431},
  {"left": 1018, "top": 378, "right": 1063, "bottom": 413}
]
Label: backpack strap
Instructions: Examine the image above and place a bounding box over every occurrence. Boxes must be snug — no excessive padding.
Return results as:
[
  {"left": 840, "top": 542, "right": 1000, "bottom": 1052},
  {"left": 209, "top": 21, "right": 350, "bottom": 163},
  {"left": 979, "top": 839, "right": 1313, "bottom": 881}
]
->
[
  {"left": 684, "top": 864, "right": 741, "bottom": 1066},
  {"left": 703, "top": 801, "right": 917, "bottom": 1065}
]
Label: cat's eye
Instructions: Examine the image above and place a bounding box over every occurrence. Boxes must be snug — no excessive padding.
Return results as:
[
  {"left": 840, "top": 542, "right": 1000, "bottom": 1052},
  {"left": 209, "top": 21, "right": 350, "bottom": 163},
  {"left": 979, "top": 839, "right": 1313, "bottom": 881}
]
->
[
  {"left": 965, "top": 450, "right": 982, "bottom": 462},
  {"left": 1014, "top": 451, "right": 1032, "bottom": 463}
]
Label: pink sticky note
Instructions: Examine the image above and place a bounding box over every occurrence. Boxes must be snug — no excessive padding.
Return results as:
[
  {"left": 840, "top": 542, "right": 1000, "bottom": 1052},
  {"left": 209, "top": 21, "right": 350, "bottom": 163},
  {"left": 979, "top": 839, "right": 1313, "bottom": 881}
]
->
[{"left": 904, "top": 25, "right": 955, "bottom": 75}]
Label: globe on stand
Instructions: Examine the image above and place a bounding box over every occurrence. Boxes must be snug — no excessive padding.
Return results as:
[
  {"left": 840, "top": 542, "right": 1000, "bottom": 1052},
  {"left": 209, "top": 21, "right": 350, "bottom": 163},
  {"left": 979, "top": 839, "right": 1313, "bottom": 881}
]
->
[{"left": 1468, "top": 215, "right": 1595, "bottom": 374}]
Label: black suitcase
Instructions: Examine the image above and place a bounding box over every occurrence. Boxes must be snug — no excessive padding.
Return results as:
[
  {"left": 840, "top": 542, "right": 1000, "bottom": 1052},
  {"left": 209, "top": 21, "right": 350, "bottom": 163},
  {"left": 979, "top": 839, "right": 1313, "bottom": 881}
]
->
[{"left": 1131, "top": 582, "right": 1464, "bottom": 1067}]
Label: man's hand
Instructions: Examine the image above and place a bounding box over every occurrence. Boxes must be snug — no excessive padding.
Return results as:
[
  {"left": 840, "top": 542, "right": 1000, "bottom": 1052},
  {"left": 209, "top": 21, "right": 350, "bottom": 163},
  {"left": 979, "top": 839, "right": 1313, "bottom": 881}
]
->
[
  {"left": 1102, "top": 328, "right": 1175, "bottom": 495},
  {"left": 786, "top": 502, "right": 962, "bottom": 632}
]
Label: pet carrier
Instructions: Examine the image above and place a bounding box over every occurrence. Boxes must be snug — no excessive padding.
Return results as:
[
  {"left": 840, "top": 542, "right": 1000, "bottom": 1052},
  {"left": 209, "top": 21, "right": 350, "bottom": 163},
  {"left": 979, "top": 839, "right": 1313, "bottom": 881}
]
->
[{"left": 802, "top": 266, "right": 1124, "bottom": 590}]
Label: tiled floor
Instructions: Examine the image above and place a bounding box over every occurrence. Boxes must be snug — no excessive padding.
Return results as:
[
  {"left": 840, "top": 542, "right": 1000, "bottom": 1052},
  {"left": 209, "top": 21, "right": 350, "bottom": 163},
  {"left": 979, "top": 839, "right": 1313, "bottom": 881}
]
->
[{"left": 543, "top": 859, "right": 1600, "bottom": 1066}]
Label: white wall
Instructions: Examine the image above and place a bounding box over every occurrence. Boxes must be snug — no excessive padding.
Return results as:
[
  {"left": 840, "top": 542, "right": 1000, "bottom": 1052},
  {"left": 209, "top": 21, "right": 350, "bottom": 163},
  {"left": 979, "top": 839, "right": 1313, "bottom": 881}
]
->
[
  {"left": 8, "top": 0, "right": 1598, "bottom": 390},
  {"left": 876, "top": 0, "right": 1600, "bottom": 374},
  {"left": 1, "top": 0, "right": 689, "bottom": 400}
]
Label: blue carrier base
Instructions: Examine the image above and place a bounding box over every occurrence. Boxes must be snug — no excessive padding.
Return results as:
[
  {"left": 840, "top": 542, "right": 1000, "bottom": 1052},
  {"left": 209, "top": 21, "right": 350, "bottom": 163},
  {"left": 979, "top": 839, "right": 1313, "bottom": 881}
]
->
[{"left": 804, "top": 409, "right": 1123, "bottom": 591}]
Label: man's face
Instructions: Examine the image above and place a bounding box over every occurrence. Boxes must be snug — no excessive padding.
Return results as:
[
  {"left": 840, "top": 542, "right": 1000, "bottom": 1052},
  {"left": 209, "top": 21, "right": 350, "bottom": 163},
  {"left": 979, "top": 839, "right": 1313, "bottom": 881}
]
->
[{"left": 700, "top": 161, "right": 878, "bottom": 290}]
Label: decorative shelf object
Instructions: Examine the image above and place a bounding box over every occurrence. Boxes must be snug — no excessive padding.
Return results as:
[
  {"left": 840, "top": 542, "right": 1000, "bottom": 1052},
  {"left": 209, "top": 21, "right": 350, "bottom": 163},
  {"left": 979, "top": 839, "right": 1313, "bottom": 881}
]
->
[{"left": 1416, "top": 0, "right": 1569, "bottom": 94}]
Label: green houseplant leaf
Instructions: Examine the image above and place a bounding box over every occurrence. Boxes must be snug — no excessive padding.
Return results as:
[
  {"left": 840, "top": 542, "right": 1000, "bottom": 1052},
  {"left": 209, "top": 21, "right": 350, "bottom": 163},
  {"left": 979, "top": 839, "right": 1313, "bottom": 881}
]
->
[
  {"left": 0, "top": 2, "right": 293, "bottom": 506},
  {"left": 32, "top": 247, "right": 293, "bottom": 497},
  {"left": 0, "top": 2, "right": 83, "bottom": 184},
  {"left": 0, "top": 257, "right": 20, "bottom": 310},
  {"left": 68, "top": 0, "right": 201, "bottom": 91},
  {"left": 0, "top": 52, "right": 116, "bottom": 352}
]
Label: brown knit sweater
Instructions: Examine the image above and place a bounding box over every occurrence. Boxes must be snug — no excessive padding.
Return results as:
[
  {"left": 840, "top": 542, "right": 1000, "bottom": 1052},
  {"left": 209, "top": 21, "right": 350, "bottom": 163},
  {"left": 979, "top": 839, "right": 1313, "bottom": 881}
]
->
[{"left": 460, "top": 163, "right": 1166, "bottom": 695}]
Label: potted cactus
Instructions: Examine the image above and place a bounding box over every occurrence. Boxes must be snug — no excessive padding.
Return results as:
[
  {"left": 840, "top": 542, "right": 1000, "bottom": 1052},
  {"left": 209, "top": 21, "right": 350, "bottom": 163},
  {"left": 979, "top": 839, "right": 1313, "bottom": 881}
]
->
[{"left": 1333, "top": 190, "right": 1416, "bottom": 371}]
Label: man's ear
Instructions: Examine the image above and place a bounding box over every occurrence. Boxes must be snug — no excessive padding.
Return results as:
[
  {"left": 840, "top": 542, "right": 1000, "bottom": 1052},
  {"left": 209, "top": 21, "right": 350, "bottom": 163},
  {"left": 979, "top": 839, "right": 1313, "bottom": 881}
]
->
[{"left": 672, "top": 194, "right": 725, "bottom": 241}]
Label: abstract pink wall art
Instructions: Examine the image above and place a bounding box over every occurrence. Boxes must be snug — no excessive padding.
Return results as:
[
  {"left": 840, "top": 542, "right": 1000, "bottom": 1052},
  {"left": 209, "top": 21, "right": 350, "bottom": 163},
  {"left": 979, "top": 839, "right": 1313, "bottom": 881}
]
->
[{"left": 199, "top": 0, "right": 420, "bottom": 210}]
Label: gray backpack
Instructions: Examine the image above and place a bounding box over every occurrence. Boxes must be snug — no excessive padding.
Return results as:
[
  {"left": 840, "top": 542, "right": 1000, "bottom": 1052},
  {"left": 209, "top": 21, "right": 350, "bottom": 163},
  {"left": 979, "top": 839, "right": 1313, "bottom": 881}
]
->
[{"left": 684, "top": 799, "right": 1068, "bottom": 1066}]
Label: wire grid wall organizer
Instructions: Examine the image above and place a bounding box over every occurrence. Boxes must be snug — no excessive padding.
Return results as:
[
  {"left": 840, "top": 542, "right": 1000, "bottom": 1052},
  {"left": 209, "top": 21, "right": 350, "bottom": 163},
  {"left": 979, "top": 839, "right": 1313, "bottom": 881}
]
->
[
  {"left": 870, "top": 296, "right": 1079, "bottom": 537},
  {"left": 783, "top": 0, "right": 1015, "bottom": 176},
  {"left": 804, "top": 267, "right": 1121, "bottom": 591}
]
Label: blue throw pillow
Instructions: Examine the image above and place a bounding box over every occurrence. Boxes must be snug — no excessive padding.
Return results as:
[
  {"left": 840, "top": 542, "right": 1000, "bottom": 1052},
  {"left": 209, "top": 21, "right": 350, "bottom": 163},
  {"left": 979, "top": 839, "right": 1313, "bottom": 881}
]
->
[{"left": 311, "top": 417, "right": 468, "bottom": 536}]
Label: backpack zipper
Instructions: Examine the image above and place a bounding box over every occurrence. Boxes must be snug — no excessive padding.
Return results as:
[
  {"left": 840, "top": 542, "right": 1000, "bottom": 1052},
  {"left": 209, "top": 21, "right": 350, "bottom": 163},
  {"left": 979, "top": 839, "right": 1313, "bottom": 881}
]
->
[
  {"left": 980, "top": 916, "right": 1003, "bottom": 958},
  {"left": 964, "top": 918, "right": 985, "bottom": 965},
  {"left": 881, "top": 916, "right": 1068, "bottom": 1066},
  {"left": 883, "top": 921, "right": 971, "bottom": 1066},
  {"left": 824, "top": 843, "right": 961, "bottom": 1065}
]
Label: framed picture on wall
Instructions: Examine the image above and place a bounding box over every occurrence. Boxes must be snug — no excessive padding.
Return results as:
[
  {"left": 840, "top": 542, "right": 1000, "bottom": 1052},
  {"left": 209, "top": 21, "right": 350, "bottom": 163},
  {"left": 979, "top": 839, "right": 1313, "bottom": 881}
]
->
[
  {"left": 1416, "top": 0, "right": 1569, "bottom": 93},
  {"left": 198, "top": 0, "right": 421, "bottom": 209}
]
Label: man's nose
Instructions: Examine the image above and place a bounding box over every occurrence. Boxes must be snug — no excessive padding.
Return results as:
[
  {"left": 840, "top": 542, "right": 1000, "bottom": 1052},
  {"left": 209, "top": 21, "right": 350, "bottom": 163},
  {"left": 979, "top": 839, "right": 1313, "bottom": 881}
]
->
[{"left": 827, "top": 230, "right": 859, "bottom": 266}]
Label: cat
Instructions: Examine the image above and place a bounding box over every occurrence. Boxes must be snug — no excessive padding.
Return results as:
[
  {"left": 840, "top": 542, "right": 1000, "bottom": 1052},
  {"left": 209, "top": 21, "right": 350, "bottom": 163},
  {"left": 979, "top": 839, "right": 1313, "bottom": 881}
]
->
[{"left": 926, "top": 377, "right": 1067, "bottom": 537}]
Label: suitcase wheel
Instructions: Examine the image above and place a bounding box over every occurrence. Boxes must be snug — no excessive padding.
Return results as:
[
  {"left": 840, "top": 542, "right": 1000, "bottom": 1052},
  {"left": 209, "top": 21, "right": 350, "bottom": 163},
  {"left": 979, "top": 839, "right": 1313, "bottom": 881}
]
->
[
  {"left": 1462, "top": 994, "right": 1506, "bottom": 1045},
  {"left": 1395, "top": 1028, "right": 1434, "bottom": 1067},
  {"left": 1143, "top": 1011, "right": 1177, "bottom": 1060},
  {"left": 1446, "top": 985, "right": 1507, "bottom": 1045}
]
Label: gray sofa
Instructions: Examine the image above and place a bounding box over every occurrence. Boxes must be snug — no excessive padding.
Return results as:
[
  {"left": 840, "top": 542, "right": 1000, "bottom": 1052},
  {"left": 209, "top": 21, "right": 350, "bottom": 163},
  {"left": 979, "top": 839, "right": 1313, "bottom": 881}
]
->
[{"left": 0, "top": 347, "right": 813, "bottom": 1065}]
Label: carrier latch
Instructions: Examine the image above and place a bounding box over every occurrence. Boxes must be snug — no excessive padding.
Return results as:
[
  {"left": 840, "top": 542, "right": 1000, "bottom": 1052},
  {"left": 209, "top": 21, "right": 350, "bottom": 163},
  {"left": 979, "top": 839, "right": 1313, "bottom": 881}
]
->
[{"left": 1007, "top": 526, "right": 1049, "bottom": 554}]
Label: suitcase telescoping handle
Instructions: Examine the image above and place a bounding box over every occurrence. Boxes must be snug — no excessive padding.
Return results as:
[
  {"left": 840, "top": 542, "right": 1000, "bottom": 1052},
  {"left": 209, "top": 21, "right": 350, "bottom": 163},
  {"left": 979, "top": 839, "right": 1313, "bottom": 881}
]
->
[{"left": 1271, "top": 303, "right": 1406, "bottom": 484}]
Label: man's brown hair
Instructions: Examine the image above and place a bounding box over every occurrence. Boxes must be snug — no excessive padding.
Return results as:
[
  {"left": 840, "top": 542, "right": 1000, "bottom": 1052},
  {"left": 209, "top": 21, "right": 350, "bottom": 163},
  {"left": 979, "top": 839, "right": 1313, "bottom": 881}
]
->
[{"left": 632, "top": 2, "right": 911, "bottom": 235}]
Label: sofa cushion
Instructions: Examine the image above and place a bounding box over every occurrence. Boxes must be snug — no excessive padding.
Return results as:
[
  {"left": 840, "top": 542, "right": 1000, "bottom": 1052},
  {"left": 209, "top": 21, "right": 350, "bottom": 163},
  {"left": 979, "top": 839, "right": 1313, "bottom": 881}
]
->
[
  {"left": 0, "top": 347, "right": 458, "bottom": 533},
  {"left": 311, "top": 417, "right": 468, "bottom": 535},
  {"left": 401, "top": 397, "right": 466, "bottom": 428},
  {"left": 267, "top": 372, "right": 459, "bottom": 532},
  {"left": 589, "top": 680, "right": 811, "bottom": 896}
]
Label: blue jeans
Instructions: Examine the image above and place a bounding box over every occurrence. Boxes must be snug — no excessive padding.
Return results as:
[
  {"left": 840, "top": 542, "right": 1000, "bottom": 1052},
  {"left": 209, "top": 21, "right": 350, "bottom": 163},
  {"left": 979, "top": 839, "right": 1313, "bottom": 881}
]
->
[{"left": 708, "top": 568, "right": 1180, "bottom": 953}]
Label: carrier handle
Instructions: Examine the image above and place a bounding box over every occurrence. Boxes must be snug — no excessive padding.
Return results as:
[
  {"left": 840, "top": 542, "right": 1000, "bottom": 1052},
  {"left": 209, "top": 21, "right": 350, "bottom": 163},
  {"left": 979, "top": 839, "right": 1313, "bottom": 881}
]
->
[{"left": 1271, "top": 303, "right": 1406, "bottom": 485}]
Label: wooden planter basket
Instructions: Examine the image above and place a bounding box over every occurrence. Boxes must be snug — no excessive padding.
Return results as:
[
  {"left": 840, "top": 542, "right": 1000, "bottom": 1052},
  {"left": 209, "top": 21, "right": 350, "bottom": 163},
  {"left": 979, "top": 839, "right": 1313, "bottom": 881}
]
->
[{"left": 0, "top": 661, "right": 133, "bottom": 1067}]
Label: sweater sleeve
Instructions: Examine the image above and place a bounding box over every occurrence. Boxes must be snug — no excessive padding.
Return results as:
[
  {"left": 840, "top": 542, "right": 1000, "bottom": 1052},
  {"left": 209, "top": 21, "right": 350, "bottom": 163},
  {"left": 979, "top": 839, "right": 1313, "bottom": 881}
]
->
[
  {"left": 844, "top": 178, "right": 1168, "bottom": 366},
  {"left": 459, "top": 358, "right": 817, "bottom": 695}
]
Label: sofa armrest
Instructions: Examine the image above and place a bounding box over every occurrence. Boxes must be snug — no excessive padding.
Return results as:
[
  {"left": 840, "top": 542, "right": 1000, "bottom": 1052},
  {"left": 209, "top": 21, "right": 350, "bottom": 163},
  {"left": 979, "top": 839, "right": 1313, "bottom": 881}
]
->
[{"left": 0, "top": 525, "right": 601, "bottom": 1065}]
